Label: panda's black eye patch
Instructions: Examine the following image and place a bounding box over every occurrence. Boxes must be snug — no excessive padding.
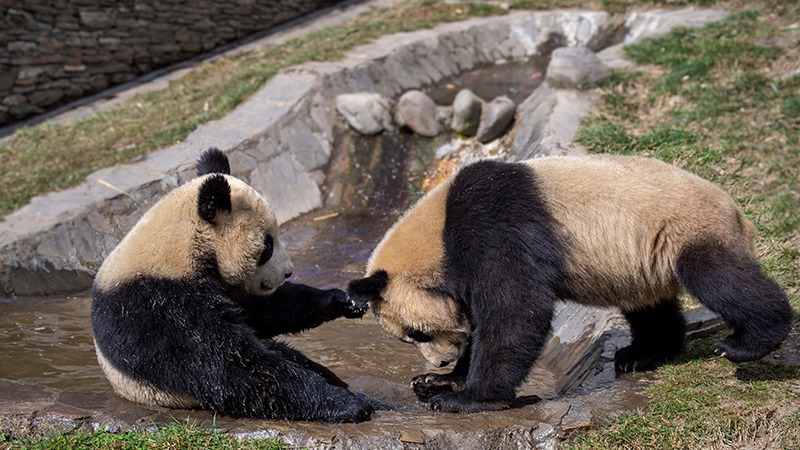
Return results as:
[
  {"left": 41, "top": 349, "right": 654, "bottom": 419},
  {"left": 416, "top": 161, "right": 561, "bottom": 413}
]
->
[
  {"left": 258, "top": 235, "right": 274, "bottom": 265},
  {"left": 406, "top": 329, "right": 433, "bottom": 343}
]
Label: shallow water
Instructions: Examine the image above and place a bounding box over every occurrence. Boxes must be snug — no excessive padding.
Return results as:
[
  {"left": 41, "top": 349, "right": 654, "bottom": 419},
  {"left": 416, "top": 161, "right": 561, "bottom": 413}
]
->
[
  {"left": 0, "top": 211, "right": 617, "bottom": 420},
  {"left": 0, "top": 213, "right": 453, "bottom": 415},
  {"left": 0, "top": 54, "right": 649, "bottom": 437},
  {"left": 425, "top": 58, "right": 547, "bottom": 105}
]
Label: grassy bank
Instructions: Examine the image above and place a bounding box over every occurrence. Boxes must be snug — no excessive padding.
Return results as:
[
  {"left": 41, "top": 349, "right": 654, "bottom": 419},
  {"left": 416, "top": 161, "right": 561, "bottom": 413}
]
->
[
  {"left": 2, "top": 0, "right": 798, "bottom": 449},
  {"left": 0, "top": 421, "right": 284, "bottom": 450},
  {"left": 568, "top": 4, "right": 800, "bottom": 449},
  {"left": 0, "top": 1, "right": 507, "bottom": 220}
]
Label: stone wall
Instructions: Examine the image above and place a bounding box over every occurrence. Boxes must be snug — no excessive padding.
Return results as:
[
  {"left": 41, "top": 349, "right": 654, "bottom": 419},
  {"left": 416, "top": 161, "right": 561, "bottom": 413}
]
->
[{"left": 0, "top": 0, "right": 345, "bottom": 125}]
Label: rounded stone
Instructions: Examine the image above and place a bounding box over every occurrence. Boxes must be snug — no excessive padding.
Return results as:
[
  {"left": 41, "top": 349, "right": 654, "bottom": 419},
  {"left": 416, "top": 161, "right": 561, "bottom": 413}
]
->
[
  {"left": 335, "top": 92, "right": 393, "bottom": 135},
  {"left": 451, "top": 89, "right": 484, "bottom": 137},
  {"left": 545, "top": 47, "right": 613, "bottom": 89},
  {"left": 476, "top": 95, "right": 516, "bottom": 143},
  {"left": 394, "top": 90, "right": 440, "bottom": 137}
]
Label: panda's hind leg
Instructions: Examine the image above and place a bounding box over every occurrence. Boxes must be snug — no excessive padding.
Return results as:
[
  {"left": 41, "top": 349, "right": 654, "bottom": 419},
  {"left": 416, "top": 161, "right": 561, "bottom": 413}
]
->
[
  {"left": 615, "top": 299, "right": 686, "bottom": 372},
  {"left": 676, "top": 241, "right": 794, "bottom": 363}
]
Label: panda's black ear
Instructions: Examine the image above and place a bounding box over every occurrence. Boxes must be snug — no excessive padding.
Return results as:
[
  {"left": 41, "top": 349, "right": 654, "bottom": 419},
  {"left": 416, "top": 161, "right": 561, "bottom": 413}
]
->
[
  {"left": 196, "top": 147, "right": 231, "bottom": 176},
  {"left": 198, "top": 174, "right": 231, "bottom": 224},
  {"left": 347, "top": 270, "right": 388, "bottom": 305}
]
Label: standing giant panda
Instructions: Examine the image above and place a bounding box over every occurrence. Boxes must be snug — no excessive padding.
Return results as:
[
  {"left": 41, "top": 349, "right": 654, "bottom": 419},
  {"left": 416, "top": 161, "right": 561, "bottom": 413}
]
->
[
  {"left": 348, "top": 154, "right": 794, "bottom": 413},
  {"left": 92, "top": 148, "right": 374, "bottom": 423}
]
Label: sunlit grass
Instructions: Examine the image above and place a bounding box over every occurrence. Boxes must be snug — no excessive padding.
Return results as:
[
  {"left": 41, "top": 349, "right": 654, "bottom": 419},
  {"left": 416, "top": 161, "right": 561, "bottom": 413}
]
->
[
  {"left": 570, "top": 4, "right": 800, "bottom": 448},
  {"left": 1, "top": 420, "right": 285, "bottom": 450}
]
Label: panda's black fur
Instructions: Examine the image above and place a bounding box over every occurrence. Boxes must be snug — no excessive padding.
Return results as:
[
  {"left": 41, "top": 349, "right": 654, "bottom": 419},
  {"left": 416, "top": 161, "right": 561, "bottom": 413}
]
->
[
  {"left": 91, "top": 148, "right": 373, "bottom": 423},
  {"left": 348, "top": 155, "right": 795, "bottom": 413}
]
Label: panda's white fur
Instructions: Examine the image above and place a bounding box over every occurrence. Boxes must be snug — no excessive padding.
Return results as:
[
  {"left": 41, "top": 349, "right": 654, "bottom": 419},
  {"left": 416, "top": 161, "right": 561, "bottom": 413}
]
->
[
  {"left": 520, "top": 155, "right": 756, "bottom": 310},
  {"left": 349, "top": 154, "right": 794, "bottom": 413}
]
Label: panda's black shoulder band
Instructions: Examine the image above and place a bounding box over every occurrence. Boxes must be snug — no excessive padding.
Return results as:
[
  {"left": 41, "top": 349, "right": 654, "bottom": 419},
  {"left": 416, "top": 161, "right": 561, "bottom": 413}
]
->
[
  {"left": 198, "top": 174, "right": 232, "bottom": 224},
  {"left": 197, "top": 147, "right": 231, "bottom": 176}
]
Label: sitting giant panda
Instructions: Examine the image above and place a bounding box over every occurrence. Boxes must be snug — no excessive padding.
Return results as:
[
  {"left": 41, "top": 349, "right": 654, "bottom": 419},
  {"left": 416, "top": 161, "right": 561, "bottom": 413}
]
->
[
  {"left": 348, "top": 154, "right": 794, "bottom": 413},
  {"left": 92, "top": 148, "right": 373, "bottom": 423}
]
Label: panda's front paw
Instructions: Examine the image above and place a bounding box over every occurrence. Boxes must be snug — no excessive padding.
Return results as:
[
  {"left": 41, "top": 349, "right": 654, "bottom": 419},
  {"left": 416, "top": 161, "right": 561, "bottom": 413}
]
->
[
  {"left": 428, "top": 392, "right": 510, "bottom": 413},
  {"left": 327, "top": 289, "right": 368, "bottom": 319},
  {"left": 411, "top": 372, "right": 464, "bottom": 402},
  {"left": 342, "top": 298, "right": 368, "bottom": 318}
]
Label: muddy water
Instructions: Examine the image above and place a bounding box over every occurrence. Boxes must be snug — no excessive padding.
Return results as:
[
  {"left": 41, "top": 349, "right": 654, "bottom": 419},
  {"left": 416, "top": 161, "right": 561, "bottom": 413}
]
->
[
  {"left": 0, "top": 213, "right": 423, "bottom": 416},
  {"left": 279, "top": 211, "right": 428, "bottom": 409},
  {"left": 0, "top": 211, "right": 650, "bottom": 432},
  {"left": 425, "top": 58, "right": 547, "bottom": 105}
]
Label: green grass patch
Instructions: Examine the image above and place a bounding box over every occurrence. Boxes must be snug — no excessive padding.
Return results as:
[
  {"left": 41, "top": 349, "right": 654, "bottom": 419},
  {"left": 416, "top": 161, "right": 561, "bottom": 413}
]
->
[
  {"left": 570, "top": 2, "right": 800, "bottom": 448},
  {"left": 1, "top": 421, "right": 285, "bottom": 450}
]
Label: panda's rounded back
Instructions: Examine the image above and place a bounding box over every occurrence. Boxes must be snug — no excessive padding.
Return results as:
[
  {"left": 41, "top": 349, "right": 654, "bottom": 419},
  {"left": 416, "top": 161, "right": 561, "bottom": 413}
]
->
[{"left": 523, "top": 154, "right": 757, "bottom": 308}]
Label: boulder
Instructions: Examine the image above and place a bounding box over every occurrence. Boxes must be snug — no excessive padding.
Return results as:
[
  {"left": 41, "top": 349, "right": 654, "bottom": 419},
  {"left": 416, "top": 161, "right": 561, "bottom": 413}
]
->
[
  {"left": 394, "top": 90, "right": 440, "bottom": 137},
  {"left": 476, "top": 95, "right": 516, "bottom": 143},
  {"left": 451, "top": 89, "right": 484, "bottom": 136},
  {"left": 545, "top": 47, "right": 612, "bottom": 89},
  {"left": 335, "top": 92, "right": 393, "bottom": 135}
]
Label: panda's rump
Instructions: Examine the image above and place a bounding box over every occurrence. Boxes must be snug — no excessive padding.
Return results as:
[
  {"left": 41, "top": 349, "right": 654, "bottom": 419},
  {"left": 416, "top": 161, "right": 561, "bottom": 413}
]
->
[{"left": 95, "top": 344, "right": 199, "bottom": 408}]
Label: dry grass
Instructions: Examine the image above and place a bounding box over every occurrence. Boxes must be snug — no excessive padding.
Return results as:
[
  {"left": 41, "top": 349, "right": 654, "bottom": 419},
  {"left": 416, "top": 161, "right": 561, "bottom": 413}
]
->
[{"left": 0, "top": 0, "right": 507, "bottom": 220}]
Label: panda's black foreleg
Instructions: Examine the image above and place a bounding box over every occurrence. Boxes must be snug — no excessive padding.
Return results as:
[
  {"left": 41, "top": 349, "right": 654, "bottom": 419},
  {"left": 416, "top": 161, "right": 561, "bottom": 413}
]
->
[
  {"left": 676, "top": 241, "right": 794, "bottom": 363},
  {"left": 615, "top": 299, "right": 686, "bottom": 372},
  {"left": 427, "top": 287, "right": 556, "bottom": 413},
  {"left": 240, "top": 282, "right": 367, "bottom": 338}
]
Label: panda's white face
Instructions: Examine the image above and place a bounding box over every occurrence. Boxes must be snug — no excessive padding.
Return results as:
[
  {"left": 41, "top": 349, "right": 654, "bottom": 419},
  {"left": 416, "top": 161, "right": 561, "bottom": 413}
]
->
[
  {"left": 370, "top": 280, "right": 471, "bottom": 368},
  {"left": 211, "top": 176, "right": 294, "bottom": 295},
  {"left": 399, "top": 328, "right": 469, "bottom": 368}
]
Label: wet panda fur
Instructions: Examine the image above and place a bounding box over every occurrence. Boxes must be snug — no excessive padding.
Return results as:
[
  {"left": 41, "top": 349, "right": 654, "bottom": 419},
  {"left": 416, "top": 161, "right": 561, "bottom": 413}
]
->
[
  {"left": 91, "top": 148, "right": 373, "bottom": 423},
  {"left": 348, "top": 154, "right": 795, "bottom": 414}
]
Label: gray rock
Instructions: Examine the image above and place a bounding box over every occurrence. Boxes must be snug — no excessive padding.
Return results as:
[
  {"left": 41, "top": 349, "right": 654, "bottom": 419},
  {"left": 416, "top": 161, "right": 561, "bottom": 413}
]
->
[
  {"left": 249, "top": 154, "right": 322, "bottom": 225},
  {"left": 476, "top": 95, "right": 516, "bottom": 143},
  {"left": 545, "top": 47, "right": 612, "bottom": 89},
  {"left": 334, "top": 92, "right": 393, "bottom": 135},
  {"left": 451, "top": 89, "right": 484, "bottom": 136},
  {"left": 436, "top": 105, "right": 453, "bottom": 131},
  {"left": 394, "top": 90, "right": 440, "bottom": 137},
  {"left": 511, "top": 83, "right": 597, "bottom": 159},
  {"left": 596, "top": 44, "right": 636, "bottom": 70}
]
